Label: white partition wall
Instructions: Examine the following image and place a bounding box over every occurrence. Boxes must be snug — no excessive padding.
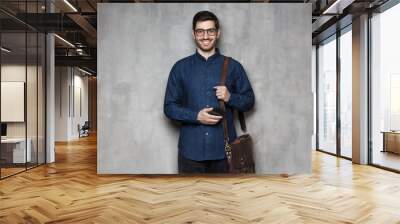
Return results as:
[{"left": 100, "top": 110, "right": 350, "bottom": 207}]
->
[{"left": 1, "top": 82, "right": 24, "bottom": 122}]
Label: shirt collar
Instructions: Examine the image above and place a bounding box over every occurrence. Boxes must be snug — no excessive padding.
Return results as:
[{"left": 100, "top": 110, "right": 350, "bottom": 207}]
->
[{"left": 195, "top": 48, "right": 221, "bottom": 62}]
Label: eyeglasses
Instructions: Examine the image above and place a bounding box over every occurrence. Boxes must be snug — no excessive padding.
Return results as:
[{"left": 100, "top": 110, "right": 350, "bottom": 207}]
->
[{"left": 194, "top": 28, "right": 218, "bottom": 37}]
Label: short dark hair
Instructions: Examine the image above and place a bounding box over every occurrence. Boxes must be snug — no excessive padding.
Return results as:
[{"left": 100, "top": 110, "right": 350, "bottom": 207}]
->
[{"left": 192, "top": 11, "right": 219, "bottom": 31}]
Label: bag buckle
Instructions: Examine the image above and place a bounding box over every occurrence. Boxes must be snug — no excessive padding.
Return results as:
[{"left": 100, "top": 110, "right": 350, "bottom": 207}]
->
[{"left": 225, "top": 141, "right": 232, "bottom": 160}]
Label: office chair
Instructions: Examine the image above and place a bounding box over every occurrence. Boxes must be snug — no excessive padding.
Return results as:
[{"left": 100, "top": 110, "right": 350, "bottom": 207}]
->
[{"left": 79, "top": 121, "right": 90, "bottom": 138}]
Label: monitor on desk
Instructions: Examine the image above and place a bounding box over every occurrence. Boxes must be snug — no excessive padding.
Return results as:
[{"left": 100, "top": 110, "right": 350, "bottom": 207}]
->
[{"left": 1, "top": 123, "right": 7, "bottom": 138}]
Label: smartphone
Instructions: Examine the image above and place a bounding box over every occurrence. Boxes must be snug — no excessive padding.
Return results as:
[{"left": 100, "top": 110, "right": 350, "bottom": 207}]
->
[{"left": 208, "top": 108, "right": 225, "bottom": 117}]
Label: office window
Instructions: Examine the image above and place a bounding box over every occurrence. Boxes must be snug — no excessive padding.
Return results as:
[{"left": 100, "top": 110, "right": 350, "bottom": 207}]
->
[
  {"left": 340, "top": 28, "right": 352, "bottom": 158},
  {"left": 371, "top": 3, "right": 400, "bottom": 171},
  {"left": 318, "top": 36, "right": 337, "bottom": 154},
  {"left": 312, "top": 46, "right": 317, "bottom": 150}
]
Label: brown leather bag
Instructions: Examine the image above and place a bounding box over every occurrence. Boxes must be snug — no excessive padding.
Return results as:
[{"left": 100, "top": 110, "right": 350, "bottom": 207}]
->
[{"left": 219, "top": 57, "right": 255, "bottom": 174}]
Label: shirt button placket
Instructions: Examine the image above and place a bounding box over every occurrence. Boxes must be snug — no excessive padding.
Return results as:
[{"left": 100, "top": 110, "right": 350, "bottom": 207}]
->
[
  {"left": 204, "top": 131, "right": 210, "bottom": 159},
  {"left": 206, "top": 66, "right": 212, "bottom": 108}
]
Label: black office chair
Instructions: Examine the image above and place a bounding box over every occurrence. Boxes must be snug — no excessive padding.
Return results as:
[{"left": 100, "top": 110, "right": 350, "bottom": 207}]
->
[{"left": 79, "top": 121, "right": 90, "bottom": 138}]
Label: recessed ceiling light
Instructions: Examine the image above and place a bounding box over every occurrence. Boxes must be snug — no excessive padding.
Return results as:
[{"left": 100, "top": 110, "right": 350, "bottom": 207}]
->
[
  {"left": 63, "top": 0, "right": 78, "bottom": 12},
  {"left": 1, "top": 47, "right": 11, "bottom": 53},
  {"left": 78, "top": 67, "right": 93, "bottom": 76},
  {"left": 54, "top": 34, "right": 75, "bottom": 48},
  {"left": 322, "top": 0, "right": 354, "bottom": 15}
]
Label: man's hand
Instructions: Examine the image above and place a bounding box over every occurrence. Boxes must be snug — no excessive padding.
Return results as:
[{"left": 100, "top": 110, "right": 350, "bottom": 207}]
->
[
  {"left": 214, "top": 86, "right": 230, "bottom": 102},
  {"left": 197, "top": 108, "right": 222, "bottom": 125}
]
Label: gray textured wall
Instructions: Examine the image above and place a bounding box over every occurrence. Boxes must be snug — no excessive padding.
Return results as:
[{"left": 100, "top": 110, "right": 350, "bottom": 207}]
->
[{"left": 98, "top": 3, "right": 312, "bottom": 174}]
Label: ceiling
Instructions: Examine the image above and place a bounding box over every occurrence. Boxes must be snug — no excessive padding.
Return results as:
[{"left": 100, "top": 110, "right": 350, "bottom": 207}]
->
[{"left": 0, "top": 0, "right": 392, "bottom": 75}]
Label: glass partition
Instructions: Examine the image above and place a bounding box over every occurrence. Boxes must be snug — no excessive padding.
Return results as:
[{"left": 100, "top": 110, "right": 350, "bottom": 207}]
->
[
  {"left": 27, "top": 30, "right": 38, "bottom": 169},
  {"left": 38, "top": 32, "right": 45, "bottom": 165},
  {"left": 1, "top": 31, "right": 28, "bottom": 177},
  {"left": 0, "top": 1, "right": 46, "bottom": 179}
]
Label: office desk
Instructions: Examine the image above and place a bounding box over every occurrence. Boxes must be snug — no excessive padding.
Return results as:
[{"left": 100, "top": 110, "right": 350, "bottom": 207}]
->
[
  {"left": 1, "top": 138, "right": 32, "bottom": 163},
  {"left": 382, "top": 131, "right": 400, "bottom": 154}
]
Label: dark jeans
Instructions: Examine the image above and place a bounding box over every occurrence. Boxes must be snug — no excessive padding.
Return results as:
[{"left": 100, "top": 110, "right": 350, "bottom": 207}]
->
[{"left": 178, "top": 153, "right": 229, "bottom": 174}]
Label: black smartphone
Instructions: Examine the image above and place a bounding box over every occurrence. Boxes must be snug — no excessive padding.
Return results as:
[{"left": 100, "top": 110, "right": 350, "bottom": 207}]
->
[{"left": 208, "top": 108, "right": 225, "bottom": 117}]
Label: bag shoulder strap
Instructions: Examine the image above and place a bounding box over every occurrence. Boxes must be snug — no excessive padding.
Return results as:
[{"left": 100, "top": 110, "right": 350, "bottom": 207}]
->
[{"left": 219, "top": 57, "right": 247, "bottom": 143}]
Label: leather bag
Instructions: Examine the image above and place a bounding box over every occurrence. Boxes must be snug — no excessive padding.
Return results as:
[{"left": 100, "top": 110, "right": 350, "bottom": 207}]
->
[{"left": 219, "top": 57, "right": 255, "bottom": 174}]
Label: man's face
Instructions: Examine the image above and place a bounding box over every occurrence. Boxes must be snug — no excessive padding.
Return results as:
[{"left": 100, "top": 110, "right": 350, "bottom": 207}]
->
[{"left": 192, "top": 20, "right": 220, "bottom": 52}]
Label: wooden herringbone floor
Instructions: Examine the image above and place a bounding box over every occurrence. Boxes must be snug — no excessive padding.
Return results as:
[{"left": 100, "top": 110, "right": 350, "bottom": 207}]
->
[{"left": 1, "top": 134, "right": 400, "bottom": 224}]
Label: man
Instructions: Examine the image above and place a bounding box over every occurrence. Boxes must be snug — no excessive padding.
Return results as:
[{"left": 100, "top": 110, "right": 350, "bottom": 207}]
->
[{"left": 164, "top": 11, "right": 255, "bottom": 173}]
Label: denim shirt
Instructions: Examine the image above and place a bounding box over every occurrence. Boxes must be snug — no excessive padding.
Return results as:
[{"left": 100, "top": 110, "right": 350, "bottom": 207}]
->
[{"left": 164, "top": 49, "right": 255, "bottom": 161}]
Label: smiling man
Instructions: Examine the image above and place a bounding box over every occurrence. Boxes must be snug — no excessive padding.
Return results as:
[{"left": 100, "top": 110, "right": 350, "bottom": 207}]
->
[{"left": 164, "top": 11, "right": 255, "bottom": 174}]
